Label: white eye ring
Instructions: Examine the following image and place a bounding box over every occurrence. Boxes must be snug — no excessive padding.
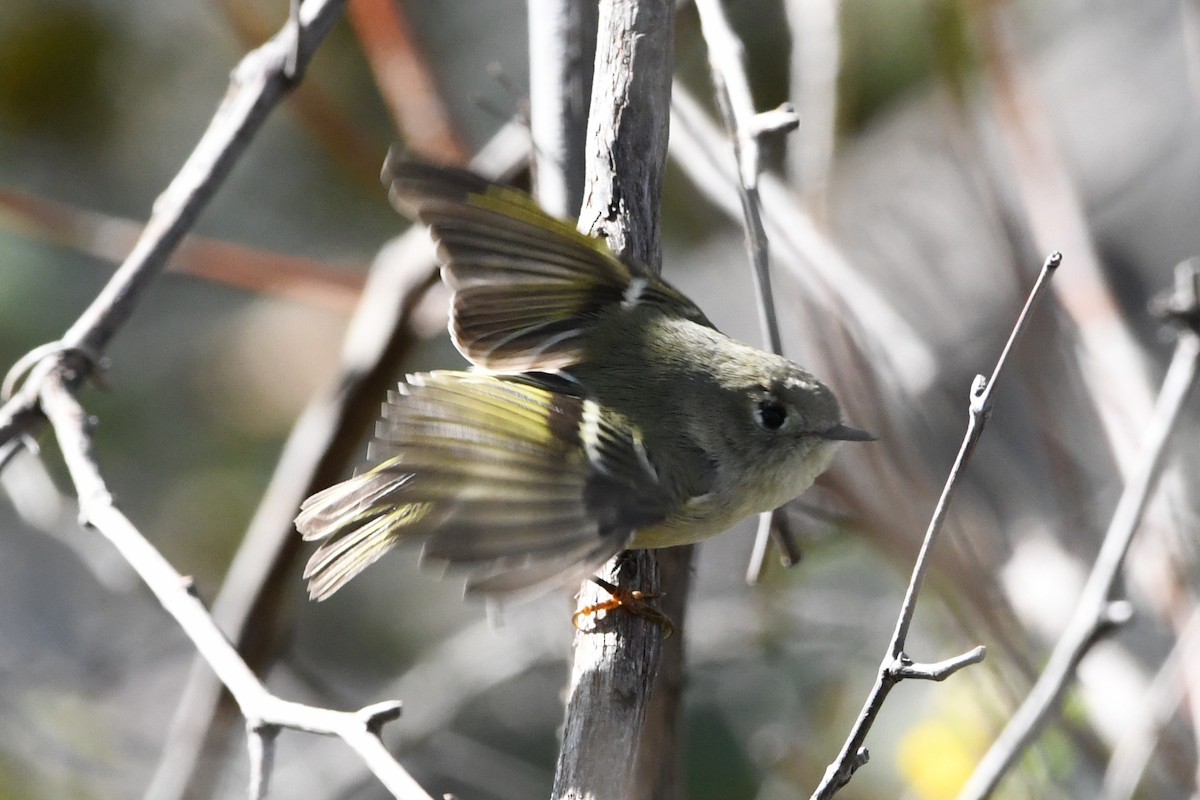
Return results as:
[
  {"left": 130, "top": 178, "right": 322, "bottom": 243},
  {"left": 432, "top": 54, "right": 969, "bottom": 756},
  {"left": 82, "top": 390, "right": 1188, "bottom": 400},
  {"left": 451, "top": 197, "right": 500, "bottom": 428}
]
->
[{"left": 755, "top": 398, "right": 788, "bottom": 431}]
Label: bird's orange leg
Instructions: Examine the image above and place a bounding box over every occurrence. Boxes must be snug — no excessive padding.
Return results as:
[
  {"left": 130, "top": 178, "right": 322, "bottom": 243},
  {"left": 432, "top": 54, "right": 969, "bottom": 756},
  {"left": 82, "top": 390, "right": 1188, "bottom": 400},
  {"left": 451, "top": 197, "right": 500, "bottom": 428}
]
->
[{"left": 572, "top": 576, "right": 674, "bottom": 638}]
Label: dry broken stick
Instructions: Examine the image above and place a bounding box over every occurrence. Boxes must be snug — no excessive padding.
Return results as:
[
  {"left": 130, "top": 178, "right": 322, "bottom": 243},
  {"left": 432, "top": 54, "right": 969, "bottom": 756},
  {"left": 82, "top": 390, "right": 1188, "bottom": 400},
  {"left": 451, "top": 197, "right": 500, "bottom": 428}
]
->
[
  {"left": 957, "top": 262, "right": 1200, "bottom": 800},
  {"left": 36, "top": 367, "right": 432, "bottom": 800},
  {"left": 809, "top": 252, "right": 1061, "bottom": 799}
]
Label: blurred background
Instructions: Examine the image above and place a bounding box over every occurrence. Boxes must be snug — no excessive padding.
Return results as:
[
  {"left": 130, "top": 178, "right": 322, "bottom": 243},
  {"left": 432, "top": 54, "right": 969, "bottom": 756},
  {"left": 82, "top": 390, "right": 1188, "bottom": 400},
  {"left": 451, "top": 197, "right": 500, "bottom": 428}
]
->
[{"left": 1, "top": 0, "right": 1199, "bottom": 798}]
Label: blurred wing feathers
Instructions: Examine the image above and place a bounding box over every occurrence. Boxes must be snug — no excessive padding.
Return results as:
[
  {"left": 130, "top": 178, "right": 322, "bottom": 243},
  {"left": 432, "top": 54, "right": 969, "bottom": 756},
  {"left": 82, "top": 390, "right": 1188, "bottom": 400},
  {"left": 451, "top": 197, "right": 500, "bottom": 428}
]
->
[
  {"left": 296, "top": 372, "right": 670, "bottom": 600},
  {"left": 382, "top": 151, "right": 709, "bottom": 370}
]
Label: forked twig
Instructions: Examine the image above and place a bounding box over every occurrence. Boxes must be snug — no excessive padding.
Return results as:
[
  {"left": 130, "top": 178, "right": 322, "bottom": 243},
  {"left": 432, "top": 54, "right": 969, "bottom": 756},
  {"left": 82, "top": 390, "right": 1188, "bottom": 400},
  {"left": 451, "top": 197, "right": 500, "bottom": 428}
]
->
[
  {"left": 147, "top": 119, "right": 530, "bottom": 800},
  {"left": 693, "top": 0, "right": 793, "bottom": 357},
  {"left": 0, "top": 0, "right": 444, "bottom": 794},
  {"left": 809, "top": 252, "right": 1061, "bottom": 799},
  {"left": 37, "top": 369, "right": 432, "bottom": 800},
  {"left": 0, "top": 0, "right": 347, "bottom": 455},
  {"left": 957, "top": 262, "right": 1200, "bottom": 800}
]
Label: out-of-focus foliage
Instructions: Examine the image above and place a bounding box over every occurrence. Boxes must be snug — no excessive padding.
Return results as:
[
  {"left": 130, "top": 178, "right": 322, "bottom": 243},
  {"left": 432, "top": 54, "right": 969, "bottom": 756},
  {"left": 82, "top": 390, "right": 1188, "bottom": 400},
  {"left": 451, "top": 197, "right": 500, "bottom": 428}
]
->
[{"left": 0, "top": 4, "right": 118, "bottom": 142}]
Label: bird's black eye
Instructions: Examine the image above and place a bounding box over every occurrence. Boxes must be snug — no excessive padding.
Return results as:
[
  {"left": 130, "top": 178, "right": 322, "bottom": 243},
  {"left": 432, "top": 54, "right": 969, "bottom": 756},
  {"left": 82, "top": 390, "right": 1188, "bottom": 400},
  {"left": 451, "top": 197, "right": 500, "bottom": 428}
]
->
[{"left": 756, "top": 399, "right": 788, "bottom": 431}]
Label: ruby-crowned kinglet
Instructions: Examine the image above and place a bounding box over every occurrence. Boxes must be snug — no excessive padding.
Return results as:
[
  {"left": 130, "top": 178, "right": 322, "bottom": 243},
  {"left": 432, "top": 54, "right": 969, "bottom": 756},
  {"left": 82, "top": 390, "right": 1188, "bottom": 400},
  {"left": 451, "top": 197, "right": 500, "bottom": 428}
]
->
[{"left": 295, "top": 152, "right": 874, "bottom": 601}]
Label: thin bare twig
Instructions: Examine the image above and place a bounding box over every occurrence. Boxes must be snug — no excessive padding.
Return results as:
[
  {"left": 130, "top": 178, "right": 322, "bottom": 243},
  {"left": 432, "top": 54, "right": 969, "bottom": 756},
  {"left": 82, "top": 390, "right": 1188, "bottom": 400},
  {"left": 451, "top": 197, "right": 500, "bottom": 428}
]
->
[
  {"left": 668, "top": 83, "right": 939, "bottom": 395},
  {"left": 213, "top": 0, "right": 382, "bottom": 186},
  {"left": 36, "top": 369, "right": 433, "bottom": 800},
  {"left": 693, "top": 0, "right": 793, "bottom": 357},
  {"left": 809, "top": 252, "right": 1061, "bottom": 799},
  {"left": 0, "top": 0, "right": 348, "bottom": 456},
  {"left": 957, "top": 264, "right": 1200, "bottom": 800},
  {"left": 691, "top": 0, "right": 805, "bottom": 581},
  {"left": 147, "top": 120, "right": 530, "bottom": 800}
]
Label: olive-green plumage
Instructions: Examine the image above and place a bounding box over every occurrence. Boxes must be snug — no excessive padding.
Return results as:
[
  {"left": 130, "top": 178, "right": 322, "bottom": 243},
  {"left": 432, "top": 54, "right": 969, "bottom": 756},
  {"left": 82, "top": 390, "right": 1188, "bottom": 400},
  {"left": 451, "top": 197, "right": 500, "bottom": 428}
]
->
[{"left": 294, "top": 151, "right": 873, "bottom": 601}]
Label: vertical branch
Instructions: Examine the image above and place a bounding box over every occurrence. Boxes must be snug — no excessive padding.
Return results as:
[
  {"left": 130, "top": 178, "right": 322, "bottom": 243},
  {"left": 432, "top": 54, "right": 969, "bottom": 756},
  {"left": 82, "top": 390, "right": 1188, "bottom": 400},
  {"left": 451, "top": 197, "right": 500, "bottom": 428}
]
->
[
  {"left": 552, "top": 2, "right": 681, "bottom": 799},
  {"left": 693, "top": 0, "right": 794, "bottom": 357},
  {"left": 528, "top": 0, "right": 598, "bottom": 218}
]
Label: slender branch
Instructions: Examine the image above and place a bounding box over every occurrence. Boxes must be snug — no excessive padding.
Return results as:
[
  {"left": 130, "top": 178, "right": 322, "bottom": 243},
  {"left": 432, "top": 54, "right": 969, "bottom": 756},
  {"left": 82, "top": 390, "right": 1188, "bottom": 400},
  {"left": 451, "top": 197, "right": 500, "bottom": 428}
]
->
[
  {"left": 147, "top": 120, "right": 530, "bottom": 800},
  {"left": 691, "top": 0, "right": 806, "bottom": 581},
  {"left": 745, "top": 509, "right": 804, "bottom": 584},
  {"left": 212, "top": 0, "right": 382, "bottom": 186},
  {"left": 668, "top": 82, "right": 939, "bottom": 394},
  {"left": 693, "top": 0, "right": 792, "bottom": 356},
  {"left": 0, "top": 0, "right": 348, "bottom": 454},
  {"left": 36, "top": 369, "right": 433, "bottom": 800},
  {"left": 809, "top": 252, "right": 1060, "bottom": 799},
  {"left": 957, "top": 264, "right": 1200, "bottom": 800}
]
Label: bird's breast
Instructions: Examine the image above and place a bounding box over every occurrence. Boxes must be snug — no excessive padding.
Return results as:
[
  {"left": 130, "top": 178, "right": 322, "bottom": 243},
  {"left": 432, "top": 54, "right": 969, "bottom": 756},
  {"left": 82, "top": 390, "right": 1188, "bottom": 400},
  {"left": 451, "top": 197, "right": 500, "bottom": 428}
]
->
[{"left": 627, "top": 438, "right": 840, "bottom": 549}]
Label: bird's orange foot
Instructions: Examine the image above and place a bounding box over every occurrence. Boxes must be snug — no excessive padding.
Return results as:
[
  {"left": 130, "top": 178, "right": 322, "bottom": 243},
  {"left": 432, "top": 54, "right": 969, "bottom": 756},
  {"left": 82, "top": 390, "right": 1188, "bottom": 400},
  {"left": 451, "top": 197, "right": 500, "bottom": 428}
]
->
[{"left": 572, "top": 576, "right": 674, "bottom": 638}]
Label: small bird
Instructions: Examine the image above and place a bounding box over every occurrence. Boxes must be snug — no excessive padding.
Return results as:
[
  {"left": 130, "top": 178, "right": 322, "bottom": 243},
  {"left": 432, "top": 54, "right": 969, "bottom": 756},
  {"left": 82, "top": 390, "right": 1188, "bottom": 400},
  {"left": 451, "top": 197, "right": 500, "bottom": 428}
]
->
[{"left": 295, "top": 151, "right": 874, "bottom": 603}]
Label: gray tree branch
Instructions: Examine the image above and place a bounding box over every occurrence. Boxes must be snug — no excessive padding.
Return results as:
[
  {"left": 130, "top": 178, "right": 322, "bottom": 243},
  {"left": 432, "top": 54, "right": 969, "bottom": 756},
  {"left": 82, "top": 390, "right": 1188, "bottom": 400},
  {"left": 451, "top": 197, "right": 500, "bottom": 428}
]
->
[
  {"left": 809, "top": 252, "right": 1060, "bottom": 799},
  {"left": 0, "top": 0, "right": 346, "bottom": 454},
  {"left": 958, "top": 263, "right": 1200, "bottom": 800},
  {"left": 146, "top": 119, "right": 531, "bottom": 800},
  {"left": 552, "top": 2, "right": 683, "bottom": 799},
  {"left": 37, "top": 368, "right": 432, "bottom": 800}
]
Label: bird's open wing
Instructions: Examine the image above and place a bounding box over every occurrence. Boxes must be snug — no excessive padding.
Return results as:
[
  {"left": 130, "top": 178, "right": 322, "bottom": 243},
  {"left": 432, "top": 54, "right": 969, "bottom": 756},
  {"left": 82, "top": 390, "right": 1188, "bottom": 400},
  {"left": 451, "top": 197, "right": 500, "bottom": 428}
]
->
[
  {"left": 382, "top": 152, "right": 711, "bottom": 372},
  {"left": 296, "top": 371, "right": 671, "bottom": 600}
]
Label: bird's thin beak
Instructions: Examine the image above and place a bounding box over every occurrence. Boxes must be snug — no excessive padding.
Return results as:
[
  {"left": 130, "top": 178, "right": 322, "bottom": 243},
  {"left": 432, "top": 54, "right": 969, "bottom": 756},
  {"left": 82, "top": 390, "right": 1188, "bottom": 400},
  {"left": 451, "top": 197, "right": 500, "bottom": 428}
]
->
[{"left": 822, "top": 423, "right": 877, "bottom": 442}]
